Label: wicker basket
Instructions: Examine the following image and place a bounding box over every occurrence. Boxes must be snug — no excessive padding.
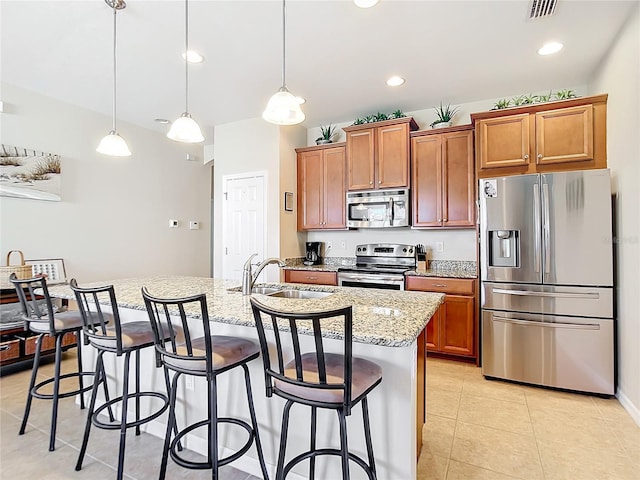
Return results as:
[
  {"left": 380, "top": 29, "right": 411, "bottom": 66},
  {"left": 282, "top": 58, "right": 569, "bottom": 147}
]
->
[{"left": 0, "top": 250, "right": 33, "bottom": 289}]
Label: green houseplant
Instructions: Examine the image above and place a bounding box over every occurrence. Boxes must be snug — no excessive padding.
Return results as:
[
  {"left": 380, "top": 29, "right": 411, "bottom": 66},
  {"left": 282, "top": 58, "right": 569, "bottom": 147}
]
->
[
  {"left": 430, "top": 103, "right": 458, "bottom": 128},
  {"left": 315, "top": 124, "right": 336, "bottom": 145}
]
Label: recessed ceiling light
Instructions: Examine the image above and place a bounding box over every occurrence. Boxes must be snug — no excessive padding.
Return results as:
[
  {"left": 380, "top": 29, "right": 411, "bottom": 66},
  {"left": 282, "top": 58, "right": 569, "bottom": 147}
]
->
[
  {"left": 386, "top": 76, "right": 405, "bottom": 87},
  {"left": 538, "top": 42, "right": 563, "bottom": 56},
  {"left": 354, "top": 0, "right": 379, "bottom": 8},
  {"left": 182, "top": 50, "right": 204, "bottom": 63},
  {"left": 296, "top": 96, "right": 306, "bottom": 105},
  {"left": 154, "top": 118, "right": 170, "bottom": 124}
]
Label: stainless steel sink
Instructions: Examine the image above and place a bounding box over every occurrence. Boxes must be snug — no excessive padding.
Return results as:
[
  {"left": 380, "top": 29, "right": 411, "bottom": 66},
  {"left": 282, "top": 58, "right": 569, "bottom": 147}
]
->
[
  {"left": 251, "top": 286, "right": 282, "bottom": 295},
  {"left": 268, "top": 289, "right": 332, "bottom": 299}
]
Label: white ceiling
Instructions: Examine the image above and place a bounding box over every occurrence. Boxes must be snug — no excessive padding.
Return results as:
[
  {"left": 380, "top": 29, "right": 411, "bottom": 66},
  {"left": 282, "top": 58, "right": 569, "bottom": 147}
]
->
[{"left": 1, "top": 0, "right": 636, "bottom": 138}]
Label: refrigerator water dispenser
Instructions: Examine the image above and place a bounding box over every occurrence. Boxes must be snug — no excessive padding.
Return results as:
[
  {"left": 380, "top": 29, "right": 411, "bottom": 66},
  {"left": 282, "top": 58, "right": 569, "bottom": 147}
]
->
[{"left": 489, "top": 230, "right": 519, "bottom": 267}]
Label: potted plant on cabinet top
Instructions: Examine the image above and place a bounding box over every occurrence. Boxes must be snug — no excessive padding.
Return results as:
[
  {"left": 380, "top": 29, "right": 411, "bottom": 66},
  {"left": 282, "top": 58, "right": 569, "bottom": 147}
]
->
[
  {"left": 315, "top": 124, "right": 336, "bottom": 145},
  {"left": 430, "top": 102, "right": 459, "bottom": 128}
]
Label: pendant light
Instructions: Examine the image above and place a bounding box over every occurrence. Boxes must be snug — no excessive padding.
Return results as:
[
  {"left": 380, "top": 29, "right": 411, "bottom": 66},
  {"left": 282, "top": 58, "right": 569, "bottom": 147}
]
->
[
  {"left": 262, "top": 0, "right": 305, "bottom": 125},
  {"left": 96, "top": 0, "right": 131, "bottom": 157},
  {"left": 167, "top": 0, "right": 204, "bottom": 143}
]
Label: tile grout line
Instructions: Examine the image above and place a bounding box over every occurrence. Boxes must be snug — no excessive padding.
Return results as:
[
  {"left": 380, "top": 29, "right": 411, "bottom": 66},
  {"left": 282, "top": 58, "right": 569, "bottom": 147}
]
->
[{"left": 524, "top": 389, "right": 548, "bottom": 480}]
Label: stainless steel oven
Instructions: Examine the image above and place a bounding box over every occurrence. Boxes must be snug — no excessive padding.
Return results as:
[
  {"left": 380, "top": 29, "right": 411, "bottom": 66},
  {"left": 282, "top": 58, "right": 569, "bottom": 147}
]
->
[{"left": 337, "top": 243, "right": 416, "bottom": 290}]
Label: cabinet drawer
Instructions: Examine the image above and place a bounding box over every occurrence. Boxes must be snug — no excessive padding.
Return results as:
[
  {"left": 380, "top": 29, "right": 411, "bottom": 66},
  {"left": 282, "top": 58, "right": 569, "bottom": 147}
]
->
[
  {"left": 0, "top": 337, "right": 21, "bottom": 362},
  {"left": 285, "top": 270, "right": 337, "bottom": 286},
  {"left": 21, "top": 331, "right": 76, "bottom": 356},
  {"left": 406, "top": 276, "right": 475, "bottom": 295}
]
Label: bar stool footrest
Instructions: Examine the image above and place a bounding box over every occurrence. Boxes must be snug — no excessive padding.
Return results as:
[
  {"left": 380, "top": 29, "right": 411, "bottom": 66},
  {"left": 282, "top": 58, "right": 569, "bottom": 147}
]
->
[
  {"left": 92, "top": 392, "right": 169, "bottom": 430},
  {"left": 169, "top": 417, "right": 254, "bottom": 470},
  {"left": 31, "top": 371, "right": 96, "bottom": 400},
  {"left": 283, "top": 448, "right": 376, "bottom": 480}
]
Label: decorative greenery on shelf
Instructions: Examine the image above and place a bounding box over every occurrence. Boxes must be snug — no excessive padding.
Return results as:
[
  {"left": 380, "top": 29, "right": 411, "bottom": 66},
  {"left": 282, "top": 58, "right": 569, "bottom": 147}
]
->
[
  {"left": 316, "top": 124, "right": 337, "bottom": 143},
  {"left": 430, "top": 102, "right": 459, "bottom": 127},
  {"left": 491, "top": 89, "right": 579, "bottom": 110},
  {"left": 351, "top": 109, "right": 406, "bottom": 125}
]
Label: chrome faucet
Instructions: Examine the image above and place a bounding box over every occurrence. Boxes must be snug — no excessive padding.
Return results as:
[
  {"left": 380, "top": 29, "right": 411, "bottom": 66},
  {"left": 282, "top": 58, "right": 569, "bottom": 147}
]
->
[{"left": 242, "top": 254, "right": 286, "bottom": 295}]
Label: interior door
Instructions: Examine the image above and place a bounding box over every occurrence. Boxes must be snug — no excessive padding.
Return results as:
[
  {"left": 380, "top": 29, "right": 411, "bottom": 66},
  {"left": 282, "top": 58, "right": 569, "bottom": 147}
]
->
[{"left": 222, "top": 174, "right": 265, "bottom": 282}]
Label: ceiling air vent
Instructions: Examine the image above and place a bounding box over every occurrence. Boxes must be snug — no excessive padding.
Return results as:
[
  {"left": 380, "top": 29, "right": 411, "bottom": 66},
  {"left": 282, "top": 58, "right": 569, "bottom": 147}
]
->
[{"left": 529, "top": 0, "right": 558, "bottom": 19}]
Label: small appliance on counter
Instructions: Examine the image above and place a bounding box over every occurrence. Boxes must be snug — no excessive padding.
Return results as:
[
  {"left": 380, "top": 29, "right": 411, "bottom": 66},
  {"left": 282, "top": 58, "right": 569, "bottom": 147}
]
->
[{"left": 303, "top": 242, "right": 323, "bottom": 266}]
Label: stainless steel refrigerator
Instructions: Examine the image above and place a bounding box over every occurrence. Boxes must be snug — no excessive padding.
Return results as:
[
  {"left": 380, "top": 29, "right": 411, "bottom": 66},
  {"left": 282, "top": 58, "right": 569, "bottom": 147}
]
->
[{"left": 479, "top": 168, "right": 614, "bottom": 395}]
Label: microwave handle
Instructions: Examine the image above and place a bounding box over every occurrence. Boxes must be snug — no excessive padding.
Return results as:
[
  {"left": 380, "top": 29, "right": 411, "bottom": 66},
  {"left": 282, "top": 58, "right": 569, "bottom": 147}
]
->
[{"left": 388, "top": 198, "right": 394, "bottom": 222}]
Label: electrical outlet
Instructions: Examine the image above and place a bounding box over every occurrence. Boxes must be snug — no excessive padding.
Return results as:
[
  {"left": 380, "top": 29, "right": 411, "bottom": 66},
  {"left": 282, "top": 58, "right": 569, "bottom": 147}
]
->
[
  {"left": 327, "top": 241, "right": 333, "bottom": 251},
  {"left": 340, "top": 241, "right": 346, "bottom": 249},
  {"left": 185, "top": 375, "right": 194, "bottom": 390},
  {"left": 436, "top": 241, "right": 444, "bottom": 253}
]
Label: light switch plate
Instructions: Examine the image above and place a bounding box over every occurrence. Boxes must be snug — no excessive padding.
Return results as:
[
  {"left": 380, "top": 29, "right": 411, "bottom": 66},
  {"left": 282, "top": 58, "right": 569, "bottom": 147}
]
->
[{"left": 436, "top": 241, "right": 444, "bottom": 252}]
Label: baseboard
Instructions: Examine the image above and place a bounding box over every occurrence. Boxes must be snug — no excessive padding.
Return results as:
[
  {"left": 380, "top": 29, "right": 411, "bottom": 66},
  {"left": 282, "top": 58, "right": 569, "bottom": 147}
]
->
[{"left": 616, "top": 388, "right": 640, "bottom": 427}]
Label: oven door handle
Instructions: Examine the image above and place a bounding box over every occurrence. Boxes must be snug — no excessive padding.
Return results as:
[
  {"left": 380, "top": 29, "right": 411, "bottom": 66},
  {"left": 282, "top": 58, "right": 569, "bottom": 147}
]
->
[{"left": 340, "top": 273, "right": 403, "bottom": 283}]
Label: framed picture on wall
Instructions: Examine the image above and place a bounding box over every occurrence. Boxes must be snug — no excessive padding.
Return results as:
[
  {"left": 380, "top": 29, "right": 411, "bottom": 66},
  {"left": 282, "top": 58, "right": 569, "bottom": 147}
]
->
[
  {"left": 1, "top": 144, "right": 62, "bottom": 201},
  {"left": 284, "top": 192, "right": 294, "bottom": 212}
]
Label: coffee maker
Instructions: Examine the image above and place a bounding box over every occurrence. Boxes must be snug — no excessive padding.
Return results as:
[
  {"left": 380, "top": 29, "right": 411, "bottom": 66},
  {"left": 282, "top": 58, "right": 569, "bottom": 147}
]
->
[{"left": 303, "top": 242, "right": 323, "bottom": 266}]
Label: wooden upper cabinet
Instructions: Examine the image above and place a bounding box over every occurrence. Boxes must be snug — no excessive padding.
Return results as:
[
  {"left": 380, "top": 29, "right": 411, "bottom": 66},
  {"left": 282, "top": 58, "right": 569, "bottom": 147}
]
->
[
  {"left": 296, "top": 143, "right": 346, "bottom": 231},
  {"left": 411, "top": 125, "right": 475, "bottom": 228},
  {"left": 377, "top": 122, "right": 411, "bottom": 188},
  {"left": 344, "top": 117, "right": 418, "bottom": 191},
  {"left": 346, "top": 128, "right": 375, "bottom": 189},
  {"left": 472, "top": 94, "right": 607, "bottom": 178},
  {"left": 475, "top": 113, "right": 530, "bottom": 170},
  {"left": 535, "top": 105, "right": 593, "bottom": 165}
]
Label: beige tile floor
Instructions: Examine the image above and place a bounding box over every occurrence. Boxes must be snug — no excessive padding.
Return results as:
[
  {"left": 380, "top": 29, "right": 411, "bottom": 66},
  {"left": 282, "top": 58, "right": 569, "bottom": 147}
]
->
[{"left": 1, "top": 353, "right": 639, "bottom": 479}]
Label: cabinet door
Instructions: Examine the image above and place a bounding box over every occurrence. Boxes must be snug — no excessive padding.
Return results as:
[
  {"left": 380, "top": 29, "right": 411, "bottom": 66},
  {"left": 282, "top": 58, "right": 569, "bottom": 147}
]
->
[
  {"left": 535, "top": 105, "right": 593, "bottom": 165},
  {"left": 323, "top": 146, "right": 347, "bottom": 229},
  {"left": 476, "top": 114, "right": 530, "bottom": 170},
  {"left": 425, "top": 304, "right": 440, "bottom": 351},
  {"left": 442, "top": 130, "right": 475, "bottom": 227},
  {"left": 297, "top": 150, "right": 324, "bottom": 230},
  {"left": 347, "top": 128, "right": 375, "bottom": 190},
  {"left": 411, "top": 135, "right": 442, "bottom": 227},
  {"left": 377, "top": 123, "right": 410, "bottom": 188},
  {"left": 440, "top": 295, "right": 474, "bottom": 356}
]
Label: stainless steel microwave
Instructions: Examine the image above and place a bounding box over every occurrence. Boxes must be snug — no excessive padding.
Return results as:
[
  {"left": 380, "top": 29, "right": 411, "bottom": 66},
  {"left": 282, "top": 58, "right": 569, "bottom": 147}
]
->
[{"left": 346, "top": 188, "right": 410, "bottom": 228}]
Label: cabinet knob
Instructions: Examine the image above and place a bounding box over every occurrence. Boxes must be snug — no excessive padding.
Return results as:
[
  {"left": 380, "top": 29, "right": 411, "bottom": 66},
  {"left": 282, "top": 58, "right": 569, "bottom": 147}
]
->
[
  {"left": 443, "top": 218, "right": 448, "bottom": 222},
  {"left": 437, "top": 218, "right": 442, "bottom": 222},
  {"left": 537, "top": 153, "right": 543, "bottom": 159},
  {"left": 369, "top": 181, "right": 373, "bottom": 185},
  {"left": 524, "top": 154, "right": 529, "bottom": 160},
  {"left": 378, "top": 180, "right": 382, "bottom": 184}
]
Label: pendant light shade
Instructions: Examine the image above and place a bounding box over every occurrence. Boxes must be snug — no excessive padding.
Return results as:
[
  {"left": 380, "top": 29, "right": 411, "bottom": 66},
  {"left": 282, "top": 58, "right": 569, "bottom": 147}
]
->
[
  {"left": 167, "top": 112, "right": 204, "bottom": 143},
  {"left": 168, "top": 0, "right": 204, "bottom": 143},
  {"left": 97, "top": 0, "right": 131, "bottom": 157},
  {"left": 97, "top": 130, "right": 132, "bottom": 156},
  {"left": 263, "top": 0, "right": 305, "bottom": 125}
]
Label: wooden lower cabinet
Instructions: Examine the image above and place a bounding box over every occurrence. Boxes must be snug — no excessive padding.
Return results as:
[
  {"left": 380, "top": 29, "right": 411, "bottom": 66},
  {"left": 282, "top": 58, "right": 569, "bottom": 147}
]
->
[
  {"left": 406, "top": 276, "right": 476, "bottom": 361},
  {"left": 284, "top": 269, "right": 337, "bottom": 286}
]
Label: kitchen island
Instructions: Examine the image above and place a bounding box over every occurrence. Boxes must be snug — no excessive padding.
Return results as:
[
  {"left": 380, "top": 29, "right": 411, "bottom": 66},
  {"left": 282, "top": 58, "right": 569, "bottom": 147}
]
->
[{"left": 48, "top": 276, "right": 443, "bottom": 480}]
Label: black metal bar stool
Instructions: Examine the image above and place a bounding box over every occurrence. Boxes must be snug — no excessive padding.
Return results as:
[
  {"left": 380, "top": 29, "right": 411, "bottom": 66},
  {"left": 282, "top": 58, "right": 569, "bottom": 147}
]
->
[
  {"left": 70, "top": 279, "right": 181, "bottom": 480},
  {"left": 9, "top": 273, "right": 103, "bottom": 452},
  {"left": 142, "top": 287, "right": 269, "bottom": 480},
  {"left": 250, "top": 298, "right": 383, "bottom": 480}
]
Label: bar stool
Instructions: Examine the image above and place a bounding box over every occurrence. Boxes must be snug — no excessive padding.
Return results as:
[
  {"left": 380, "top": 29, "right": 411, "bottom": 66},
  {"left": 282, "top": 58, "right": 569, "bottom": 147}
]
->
[
  {"left": 250, "top": 298, "right": 382, "bottom": 480},
  {"left": 9, "top": 273, "right": 102, "bottom": 452},
  {"left": 141, "top": 287, "right": 269, "bottom": 480},
  {"left": 70, "top": 279, "right": 180, "bottom": 480}
]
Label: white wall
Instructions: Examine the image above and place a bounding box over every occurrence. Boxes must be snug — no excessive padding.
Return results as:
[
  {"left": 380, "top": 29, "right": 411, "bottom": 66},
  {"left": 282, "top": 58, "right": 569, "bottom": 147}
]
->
[
  {"left": 589, "top": 4, "right": 640, "bottom": 424},
  {"left": 212, "top": 118, "right": 306, "bottom": 281},
  {"left": 0, "top": 83, "right": 211, "bottom": 283}
]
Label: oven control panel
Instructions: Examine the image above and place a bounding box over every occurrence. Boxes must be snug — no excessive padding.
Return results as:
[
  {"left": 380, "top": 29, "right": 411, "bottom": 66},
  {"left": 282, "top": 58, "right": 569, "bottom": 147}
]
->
[{"left": 355, "top": 243, "right": 415, "bottom": 258}]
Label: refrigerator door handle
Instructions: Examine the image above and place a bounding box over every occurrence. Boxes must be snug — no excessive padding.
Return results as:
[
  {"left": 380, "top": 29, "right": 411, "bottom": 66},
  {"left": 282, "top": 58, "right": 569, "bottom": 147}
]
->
[
  {"left": 533, "top": 185, "right": 541, "bottom": 273},
  {"left": 491, "top": 288, "right": 600, "bottom": 299},
  {"left": 492, "top": 316, "right": 601, "bottom": 330},
  {"left": 542, "top": 182, "right": 551, "bottom": 274}
]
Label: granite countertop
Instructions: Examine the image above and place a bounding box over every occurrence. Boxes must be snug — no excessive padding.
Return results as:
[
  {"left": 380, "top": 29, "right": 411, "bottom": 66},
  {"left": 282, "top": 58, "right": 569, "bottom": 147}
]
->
[
  {"left": 47, "top": 276, "right": 444, "bottom": 348},
  {"left": 284, "top": 258, "right": 477, "bottom": 279}
]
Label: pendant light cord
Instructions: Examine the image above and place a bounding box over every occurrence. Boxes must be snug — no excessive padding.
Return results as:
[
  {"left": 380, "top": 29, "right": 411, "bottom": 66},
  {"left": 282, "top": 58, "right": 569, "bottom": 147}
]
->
[
  {"left": 111, "top": 3, "right": 117, "bottom": 132},
  {"left": 184, "top": 0, "right": 189, "bottom": 112},
  {"left": 281, "top": 0, "right": 286, "bottom": 89}
]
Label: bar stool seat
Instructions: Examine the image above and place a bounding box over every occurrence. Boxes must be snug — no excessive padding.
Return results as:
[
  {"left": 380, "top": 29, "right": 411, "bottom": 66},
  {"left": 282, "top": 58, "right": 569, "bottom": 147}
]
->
[
  {"left": 142, "top": 288, "right": 269, "bottom": 480},
  {"left": 9, "top": 273, "right": 109, "bottom": 452},
  {"left": 250, "top": 298, "right": 382, "bottom": 480},
  {"left": 71, "top": 279, "right": 181, "bottom": 480}
]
